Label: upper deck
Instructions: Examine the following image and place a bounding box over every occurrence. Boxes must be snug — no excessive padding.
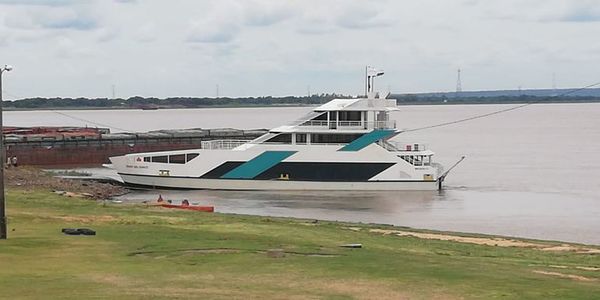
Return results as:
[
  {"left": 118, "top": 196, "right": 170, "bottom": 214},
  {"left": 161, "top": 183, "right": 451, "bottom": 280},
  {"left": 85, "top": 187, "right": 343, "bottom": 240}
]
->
[{"left": 273, "top": 96, "right": 399, "bottom": 133}]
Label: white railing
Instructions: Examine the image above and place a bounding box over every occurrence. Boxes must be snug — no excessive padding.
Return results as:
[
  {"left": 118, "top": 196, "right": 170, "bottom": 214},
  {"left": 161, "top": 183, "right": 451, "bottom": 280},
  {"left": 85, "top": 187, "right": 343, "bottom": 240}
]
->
[
  {"left": 201, "top": 139, "right": 250, "bottom": 150},
  {"left": 299, "top": 120, "right": 396, "bottom": 129},
  {"left": 381, "top": 141, "right": 428, "bottom": 152}
]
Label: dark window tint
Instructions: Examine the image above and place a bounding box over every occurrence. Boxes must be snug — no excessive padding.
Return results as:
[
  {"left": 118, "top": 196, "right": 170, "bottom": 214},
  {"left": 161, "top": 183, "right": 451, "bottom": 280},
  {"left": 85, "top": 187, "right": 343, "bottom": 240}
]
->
[
  {"left": 266, "top": 133, "right": 292, "bottom": 144},
  {"left": 339, "top": 111, "right": 361, "bottom": 121},
  {"left": 313, "top": 113, "right": 327, "bottom": 120},
  {"left": 310, "top": 134, "right": 362, "bottom": 144},
  {"left": 151, "top": 155, "right": 168, "bottom": 163},
  {"left": 169, "top": 154, "right": 186, "bottom": 164},
  {"left": 296, "top": 133, "right": 307, "bottom": 144},
  {"left": 186, "top": 153, "right": 199, "bottom": 162}
]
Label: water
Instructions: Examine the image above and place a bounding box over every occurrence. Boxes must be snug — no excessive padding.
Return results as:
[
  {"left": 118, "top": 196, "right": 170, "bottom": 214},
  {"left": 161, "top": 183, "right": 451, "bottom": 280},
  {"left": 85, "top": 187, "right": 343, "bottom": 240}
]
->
[{"left": 7, "top": 103, "right": 600, "bottom": 245}]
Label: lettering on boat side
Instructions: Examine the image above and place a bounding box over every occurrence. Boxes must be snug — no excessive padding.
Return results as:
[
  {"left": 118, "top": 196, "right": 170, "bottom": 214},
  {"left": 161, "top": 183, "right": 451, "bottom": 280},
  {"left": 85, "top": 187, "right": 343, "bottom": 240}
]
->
[{"left": 126, "top": 165, "right": 148, "bottom": 169}]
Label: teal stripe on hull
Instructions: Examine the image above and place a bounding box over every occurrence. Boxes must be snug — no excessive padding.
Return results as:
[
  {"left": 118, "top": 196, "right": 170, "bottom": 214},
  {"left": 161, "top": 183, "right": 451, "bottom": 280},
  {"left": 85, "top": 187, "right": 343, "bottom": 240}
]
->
[
  {"left": 339, "top": 129, "right": 395, "bottom": 151},
  {"left": 221, "top": 151, "right": 297, "bottom": 179}
]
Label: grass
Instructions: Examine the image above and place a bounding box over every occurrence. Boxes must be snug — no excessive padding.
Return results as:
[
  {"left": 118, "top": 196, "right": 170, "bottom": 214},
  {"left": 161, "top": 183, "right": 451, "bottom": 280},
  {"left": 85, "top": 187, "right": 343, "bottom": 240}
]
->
[{"left": 1, "top": 188, "right": 599, "bottom": 299}]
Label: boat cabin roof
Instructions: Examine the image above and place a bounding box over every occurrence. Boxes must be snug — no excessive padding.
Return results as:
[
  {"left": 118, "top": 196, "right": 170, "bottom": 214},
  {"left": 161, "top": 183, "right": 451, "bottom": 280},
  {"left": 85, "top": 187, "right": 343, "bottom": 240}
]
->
[{"left": 314, "top": 98, "right": 399, "bottom": 112}]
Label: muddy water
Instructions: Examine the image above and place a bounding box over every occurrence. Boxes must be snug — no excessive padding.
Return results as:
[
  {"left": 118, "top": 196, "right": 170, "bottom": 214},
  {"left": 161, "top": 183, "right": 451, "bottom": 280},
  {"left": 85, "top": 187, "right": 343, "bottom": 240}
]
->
[{"left": 11, "top": 103, "right": 600, "bottom": 244}]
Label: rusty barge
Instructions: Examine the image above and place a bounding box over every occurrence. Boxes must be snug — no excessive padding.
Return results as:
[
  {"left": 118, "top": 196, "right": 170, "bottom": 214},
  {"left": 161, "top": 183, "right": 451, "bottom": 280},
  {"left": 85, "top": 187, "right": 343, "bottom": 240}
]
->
[{"left": 4, "top": 126, "right": 267, "bottom": 166}]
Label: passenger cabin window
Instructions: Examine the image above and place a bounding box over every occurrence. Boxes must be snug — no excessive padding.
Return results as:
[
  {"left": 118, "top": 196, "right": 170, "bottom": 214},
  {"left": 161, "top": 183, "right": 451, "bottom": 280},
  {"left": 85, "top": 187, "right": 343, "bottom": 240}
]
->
[
  {"left": 151, "top": 155, "right": 168, "bottom": 163},
  {"left": 169, "top": 154, "right": 186, "bottom": 164},
  {"left": 312, "top": 113, "right": 327, "bottom": 120},
  {"left": 338, "top": 111, "right": 361, "bottom": 121},
  {"left": 144, "top": 153, "right": 199, "bottom": 164},
  {"left": 266, "top": 133, "right": 292, "bottom": 144},
  {"left": 186, "top": 153, "right": 199, "bottom": 162},
  {"left": 310, "top": 133, "right": 362, "bottom": 144},
  {"left": 296, "top": 133, "right": 307, "bottom": 144}
]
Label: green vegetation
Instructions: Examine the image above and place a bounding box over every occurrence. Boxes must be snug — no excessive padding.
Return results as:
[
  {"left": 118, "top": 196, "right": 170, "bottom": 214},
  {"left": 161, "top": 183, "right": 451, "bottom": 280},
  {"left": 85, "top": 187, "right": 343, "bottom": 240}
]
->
[
  {"left": 3, "top": 94, "right": 349, "bottom": 110},
  {"left": 1, "top": 188, "right": 599, "bottom": 299},
  {"left": 4, "top": 94, "right": 600, "bottom": 110}
]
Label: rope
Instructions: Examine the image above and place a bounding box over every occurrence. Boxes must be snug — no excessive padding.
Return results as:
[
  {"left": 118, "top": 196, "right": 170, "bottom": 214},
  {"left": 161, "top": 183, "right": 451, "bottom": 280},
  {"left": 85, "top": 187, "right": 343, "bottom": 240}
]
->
[
  {"left": 402, "top": 81, "right": 600, "bottom": 133},
  {"left": 3, "top": 88, "right": 134, "bottom": 132}
]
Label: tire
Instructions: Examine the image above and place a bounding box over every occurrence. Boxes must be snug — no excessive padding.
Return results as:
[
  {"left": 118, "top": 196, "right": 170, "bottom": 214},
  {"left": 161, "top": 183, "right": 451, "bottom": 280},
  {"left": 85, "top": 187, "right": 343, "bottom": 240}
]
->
[
  {"left": 77, "top": 228, "right": 96, "bottom": 236},
  {"left": 62, "top": 228, "right": 81, "bottom": 235}
]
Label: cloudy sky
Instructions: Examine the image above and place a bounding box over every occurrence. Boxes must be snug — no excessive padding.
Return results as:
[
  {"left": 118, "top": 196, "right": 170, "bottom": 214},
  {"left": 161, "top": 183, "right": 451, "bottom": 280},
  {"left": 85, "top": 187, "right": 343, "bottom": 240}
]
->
[{"left": 0, "top": 0, "right": 599, "bottom": 99}]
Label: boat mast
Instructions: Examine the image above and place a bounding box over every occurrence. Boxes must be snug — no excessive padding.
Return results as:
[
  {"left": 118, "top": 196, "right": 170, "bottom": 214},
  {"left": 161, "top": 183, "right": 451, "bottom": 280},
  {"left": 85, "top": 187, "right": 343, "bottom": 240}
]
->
[{"left": 366, "top": 66, "right": 384, "bottom": 99}]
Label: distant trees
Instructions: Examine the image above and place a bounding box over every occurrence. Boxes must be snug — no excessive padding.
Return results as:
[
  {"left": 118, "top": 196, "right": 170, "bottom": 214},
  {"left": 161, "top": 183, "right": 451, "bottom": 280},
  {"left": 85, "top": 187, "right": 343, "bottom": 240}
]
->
[{"left": 3, "top": 93, "right": 599, "bottom": 109}]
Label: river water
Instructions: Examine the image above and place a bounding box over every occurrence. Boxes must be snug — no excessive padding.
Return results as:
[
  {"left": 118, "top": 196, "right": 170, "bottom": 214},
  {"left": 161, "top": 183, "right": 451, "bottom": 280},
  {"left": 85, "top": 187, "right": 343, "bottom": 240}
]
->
[{"left": 6, "top": 103, "right": 600, "bottom": 245}]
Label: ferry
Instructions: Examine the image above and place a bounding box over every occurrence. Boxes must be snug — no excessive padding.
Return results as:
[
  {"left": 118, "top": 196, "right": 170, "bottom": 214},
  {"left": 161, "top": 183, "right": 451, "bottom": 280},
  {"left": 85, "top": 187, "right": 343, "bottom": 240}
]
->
[{"left": 109, "top": 68, "right": 447, "bottom": 191}]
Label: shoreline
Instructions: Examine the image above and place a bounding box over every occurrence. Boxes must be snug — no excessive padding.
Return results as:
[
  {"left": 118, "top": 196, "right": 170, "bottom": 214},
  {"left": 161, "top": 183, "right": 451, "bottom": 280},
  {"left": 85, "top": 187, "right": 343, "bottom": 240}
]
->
[
  {"left": 3, "top": 186, "right": 599, "bottom": 298},
  {"left": 4, "top": 100, "right": 600, "bottom": 112}
]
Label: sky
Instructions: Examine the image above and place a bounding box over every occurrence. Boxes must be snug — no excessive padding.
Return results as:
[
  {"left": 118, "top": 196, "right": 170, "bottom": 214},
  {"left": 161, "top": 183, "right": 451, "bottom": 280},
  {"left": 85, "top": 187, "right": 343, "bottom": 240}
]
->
[{"left": 0, "top": 0, "right": 599, "bottom": 99}]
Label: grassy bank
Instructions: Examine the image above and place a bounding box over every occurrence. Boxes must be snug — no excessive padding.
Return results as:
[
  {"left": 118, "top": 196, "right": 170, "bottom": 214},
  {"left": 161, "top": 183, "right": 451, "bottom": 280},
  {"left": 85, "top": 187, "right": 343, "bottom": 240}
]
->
[{"left": 1, "top": 188, "right": 599, "bottom": 299}]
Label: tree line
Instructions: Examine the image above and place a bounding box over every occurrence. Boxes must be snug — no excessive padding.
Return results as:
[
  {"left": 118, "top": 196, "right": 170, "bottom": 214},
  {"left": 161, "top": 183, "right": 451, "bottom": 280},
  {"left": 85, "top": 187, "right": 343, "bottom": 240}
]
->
[{"left": 4, "top": 94, "right": 599, "bottom": 109}]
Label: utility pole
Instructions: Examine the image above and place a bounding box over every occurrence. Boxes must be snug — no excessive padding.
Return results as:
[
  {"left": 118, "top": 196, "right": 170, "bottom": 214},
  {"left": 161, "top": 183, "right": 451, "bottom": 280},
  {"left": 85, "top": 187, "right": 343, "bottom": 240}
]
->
[
  {"left": 0, "top": 64, "right": 13, "bottom": 240},
  {"left": 111, "top": 84, "right": 116, "bottom": 99},
  {"left": 456, "top": 68, "right": 462, "bottom": 93},
  {"left": 216, "top": 84, "right": 219, "bottom": 98}
]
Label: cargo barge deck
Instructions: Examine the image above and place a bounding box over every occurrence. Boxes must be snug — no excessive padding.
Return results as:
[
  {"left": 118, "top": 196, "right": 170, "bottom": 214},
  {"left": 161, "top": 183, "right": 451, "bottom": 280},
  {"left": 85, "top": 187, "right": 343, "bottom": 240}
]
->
[{"left": 3, "top": 127, "right": 267, "bottom": 166}]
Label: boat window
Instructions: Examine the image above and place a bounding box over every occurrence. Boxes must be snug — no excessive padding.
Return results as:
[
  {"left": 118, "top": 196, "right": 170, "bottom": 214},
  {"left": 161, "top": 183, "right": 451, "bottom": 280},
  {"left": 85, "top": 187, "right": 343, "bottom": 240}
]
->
[
  {"left": 169, "top": 154, "right": 186, "bottom": 164},
  {"left": 339, "top": 111, "right": 361, "bottom": 121},
  {"left": 151, "top": 155, "right": 168, "bottom": 163},
  {"left": 186, "top": 153, "right": 199, "bottom": 162},
  {"left": 312, "top": 113, "right": 327, "bottom": 120},
  {"left": 296, "top": 133, "right": 307, "bottom": 144},
  {"left": 143, "top": 157, "right": 151, "bottom": 162},
  {"left": 310, "top": 133, "right": 362, "bottom": 144},
  {"left": 266, "top": 133, "right": 292, "bottom": 144}
]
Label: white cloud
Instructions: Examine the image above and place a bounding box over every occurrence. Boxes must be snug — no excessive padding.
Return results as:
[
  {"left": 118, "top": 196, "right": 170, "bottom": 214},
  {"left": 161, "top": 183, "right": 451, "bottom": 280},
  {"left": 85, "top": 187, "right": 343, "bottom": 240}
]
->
[
  {"left": 1, "top": 0, "right": 599, "bottom": 98},
  {"left": 4, "top": 5, "right": 98, "bottom": 31},
  {"left": 0, "top": 0, "right": 80, "bottom": 6},
  {"left": 242, "top": 0, "right": 296, "bottom": 26}
]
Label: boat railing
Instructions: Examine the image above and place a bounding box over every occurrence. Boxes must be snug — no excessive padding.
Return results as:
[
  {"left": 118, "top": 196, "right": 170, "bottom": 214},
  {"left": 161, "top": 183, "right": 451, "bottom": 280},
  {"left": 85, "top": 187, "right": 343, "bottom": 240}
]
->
[
  {"left": 201, "top": 139, "right": 250, "bottom": 150},
  {"left": 299, "top": 120, "right": 396, "bottom": 129},
  {"left": 380, "top": 140, "right": 428, "bottom": 152}
]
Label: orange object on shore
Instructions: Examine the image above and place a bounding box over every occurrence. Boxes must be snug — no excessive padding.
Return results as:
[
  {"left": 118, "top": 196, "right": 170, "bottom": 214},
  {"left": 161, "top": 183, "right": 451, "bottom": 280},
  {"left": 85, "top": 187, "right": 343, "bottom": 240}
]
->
[
  {"left": 159, "top": 204, "right": 214, "bottom": 212},
  {"left": 154, "top": 195, "right": 213, "bottom": 212}
]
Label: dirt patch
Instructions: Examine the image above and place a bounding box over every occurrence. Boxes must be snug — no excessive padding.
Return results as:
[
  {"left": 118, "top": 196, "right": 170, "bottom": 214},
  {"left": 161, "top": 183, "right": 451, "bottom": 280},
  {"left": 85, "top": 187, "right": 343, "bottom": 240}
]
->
[
  {"left": 541, "top": 245, "right": 600, "bottom": 254},
  {"left": 368, "top": 229, "right": 600, "bottom": 253},
  {"left": 129, "top": 248, "right": 243, "bottom": 257},
  {"left": 131, "top": 247, "right": 341, "bottom": 258},
  {"left": 6, "top": 167, "right": 127, "bottom": 199},
  {"left": 56, "top": 215, "right": 119, "bottom": 223},
  {"left": 532, "top": 270, "right": 596, "bottom": 282},
  {"left": 576, "top": 266, "right": 600, "bottom": 271}
]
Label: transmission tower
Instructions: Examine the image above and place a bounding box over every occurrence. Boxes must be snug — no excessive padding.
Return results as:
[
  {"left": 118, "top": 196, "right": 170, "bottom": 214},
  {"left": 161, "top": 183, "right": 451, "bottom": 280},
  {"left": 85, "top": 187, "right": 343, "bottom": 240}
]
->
[{"left": 456, "top": 69, "right": 462, "bottom": 93}]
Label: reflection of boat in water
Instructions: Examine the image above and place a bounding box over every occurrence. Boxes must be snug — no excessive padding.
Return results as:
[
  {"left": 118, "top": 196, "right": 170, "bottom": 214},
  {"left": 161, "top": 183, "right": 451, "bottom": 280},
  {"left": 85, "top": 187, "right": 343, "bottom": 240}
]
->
[{"left": 109, "top": 68, "right": 445, "bottom": 191}]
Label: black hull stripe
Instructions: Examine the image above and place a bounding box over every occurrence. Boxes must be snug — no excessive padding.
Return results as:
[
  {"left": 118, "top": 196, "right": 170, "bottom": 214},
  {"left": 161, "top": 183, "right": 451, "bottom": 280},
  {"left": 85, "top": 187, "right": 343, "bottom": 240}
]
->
[
  {"left": 200, "top": 161, "right": 395, "bottom": 181},
  {"left": 118, "top": 172, "right": 435, "bottom": 183}
]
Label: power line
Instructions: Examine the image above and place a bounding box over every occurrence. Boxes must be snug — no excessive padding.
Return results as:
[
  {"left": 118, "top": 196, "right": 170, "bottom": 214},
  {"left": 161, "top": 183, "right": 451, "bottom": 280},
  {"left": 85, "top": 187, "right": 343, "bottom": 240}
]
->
[
  {"left": 456, "top": 69, "right": 462, "bottom": 93},
  {"left": 402, "top": 81, "right": 600, "bottom": 133},
  {"left": 2, "top": 88, "right": 133, "bottom": 132},
  {"left": 50, "top": 110, "right": 133, "bottom": 132}
]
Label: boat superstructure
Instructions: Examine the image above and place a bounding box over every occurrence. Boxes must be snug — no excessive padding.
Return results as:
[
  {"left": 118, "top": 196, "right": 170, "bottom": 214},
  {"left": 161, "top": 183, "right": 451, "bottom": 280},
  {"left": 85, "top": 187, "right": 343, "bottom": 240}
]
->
[{"left": 109, "top": 68, "right": 445, "bottom": 190}]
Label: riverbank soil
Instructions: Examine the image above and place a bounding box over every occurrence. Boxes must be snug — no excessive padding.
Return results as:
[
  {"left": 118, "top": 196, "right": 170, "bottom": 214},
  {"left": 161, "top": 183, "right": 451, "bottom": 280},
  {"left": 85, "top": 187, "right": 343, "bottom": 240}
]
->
[
  {"left": 1, "top": 187, "right": 599, "bottom": 299},
  {"left": 5, "top": 166, "right": 127, "bottom": 199}
]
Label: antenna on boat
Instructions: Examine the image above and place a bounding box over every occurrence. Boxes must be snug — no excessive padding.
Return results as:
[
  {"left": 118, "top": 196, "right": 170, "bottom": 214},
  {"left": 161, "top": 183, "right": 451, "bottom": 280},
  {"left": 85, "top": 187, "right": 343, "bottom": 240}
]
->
[{"left": 365, "top": 66, "right": 384, "bottom": 98}]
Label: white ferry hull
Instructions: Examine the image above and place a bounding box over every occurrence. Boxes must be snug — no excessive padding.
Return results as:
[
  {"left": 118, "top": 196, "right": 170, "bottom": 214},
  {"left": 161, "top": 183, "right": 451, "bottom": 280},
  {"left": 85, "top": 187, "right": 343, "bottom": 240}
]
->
[
  {"left": 109, "top": 89, "right": 447, "bottom": 191},
  {"left": 119, "top": 173, "right": 439, "bottom": 191}
]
